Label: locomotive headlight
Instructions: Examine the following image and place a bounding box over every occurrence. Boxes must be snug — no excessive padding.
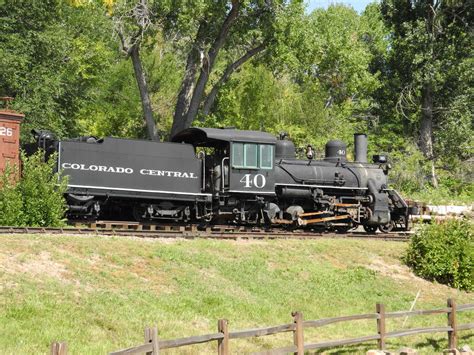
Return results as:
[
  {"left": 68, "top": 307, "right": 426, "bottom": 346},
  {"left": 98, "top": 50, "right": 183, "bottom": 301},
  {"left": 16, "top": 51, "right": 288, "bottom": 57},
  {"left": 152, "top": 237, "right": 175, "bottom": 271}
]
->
[{"left": 372, "top": 155, "right": 387, "bottom": 164}]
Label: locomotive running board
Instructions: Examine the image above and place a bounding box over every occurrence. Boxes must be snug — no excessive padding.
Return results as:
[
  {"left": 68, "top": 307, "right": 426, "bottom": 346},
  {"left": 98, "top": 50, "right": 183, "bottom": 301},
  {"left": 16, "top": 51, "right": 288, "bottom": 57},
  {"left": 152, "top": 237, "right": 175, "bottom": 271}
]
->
[{"left": 298, "top": 214, "right": 351, "bottom": 226}]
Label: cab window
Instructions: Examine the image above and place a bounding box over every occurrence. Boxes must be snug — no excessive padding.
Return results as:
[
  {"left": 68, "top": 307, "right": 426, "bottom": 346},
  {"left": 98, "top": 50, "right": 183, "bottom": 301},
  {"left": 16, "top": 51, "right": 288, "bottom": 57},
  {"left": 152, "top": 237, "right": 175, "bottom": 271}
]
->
[
  {"left": 244, "top": 144, "right": 258, "bottom": 168},
  {"left": 260, "top": 144, "right": 273, "bottom": 169},
  {"left": 232, "top": 143, "right": 273, "bottom": 169},
  {"left": 232, "top": 143, "right": 244, "bottom": 167}
]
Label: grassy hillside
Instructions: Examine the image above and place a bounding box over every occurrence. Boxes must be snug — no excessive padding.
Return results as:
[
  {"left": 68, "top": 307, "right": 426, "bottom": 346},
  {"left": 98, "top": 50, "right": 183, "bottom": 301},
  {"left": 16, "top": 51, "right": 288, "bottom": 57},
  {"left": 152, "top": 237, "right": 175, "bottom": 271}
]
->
[{"left": 0, "top": 234, "right": 472, "bottom": 354}]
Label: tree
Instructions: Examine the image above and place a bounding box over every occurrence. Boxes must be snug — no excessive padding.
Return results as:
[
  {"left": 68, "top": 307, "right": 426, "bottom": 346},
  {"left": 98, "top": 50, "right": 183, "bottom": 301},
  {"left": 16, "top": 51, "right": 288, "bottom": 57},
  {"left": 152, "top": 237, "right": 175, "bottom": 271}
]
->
[
  {"left": 201, "top": 43, "right": 266, "bottom": 117},
  {"left": 165, "top": 0, "right": 304, "bottom": 138},
  {"left": 113, "top": 0, "right": 160, "bottom": 141},
  {"left": 279, "top": 5, "right": 383, "bottom": 146},
  {"left": 380, "top": 0, "right": 473, "bottom": 187},
  {"left": 0, "top": 0, "right": 115, "bottom": 140},
  {"left": 198, "top": 4, "right": 385, "bottom": 153}
]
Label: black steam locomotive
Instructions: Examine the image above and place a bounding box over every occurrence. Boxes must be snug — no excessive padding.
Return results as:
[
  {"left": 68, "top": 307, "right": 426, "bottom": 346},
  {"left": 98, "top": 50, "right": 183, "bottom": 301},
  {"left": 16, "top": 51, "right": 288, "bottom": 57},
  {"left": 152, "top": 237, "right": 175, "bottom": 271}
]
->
[{"left": 32, "top": 127, "right": 410, "bottom": 232}]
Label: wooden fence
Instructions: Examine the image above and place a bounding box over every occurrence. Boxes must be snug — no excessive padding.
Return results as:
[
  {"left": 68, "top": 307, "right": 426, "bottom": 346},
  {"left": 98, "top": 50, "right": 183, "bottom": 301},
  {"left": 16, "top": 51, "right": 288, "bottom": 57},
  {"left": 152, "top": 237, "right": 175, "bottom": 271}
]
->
[{"left": 52, "top": 299, "right": 474, "bottom": 355}]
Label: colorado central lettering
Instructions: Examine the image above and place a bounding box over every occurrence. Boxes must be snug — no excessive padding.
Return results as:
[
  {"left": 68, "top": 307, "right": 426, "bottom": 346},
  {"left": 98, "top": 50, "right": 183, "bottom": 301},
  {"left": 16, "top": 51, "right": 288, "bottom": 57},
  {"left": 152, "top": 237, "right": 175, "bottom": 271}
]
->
[
  {"left": 62, "top": 163, "right": 133, "bottom": 174},
  {"left": 140, "top": 169, "right": 198, "bottom": 179}
]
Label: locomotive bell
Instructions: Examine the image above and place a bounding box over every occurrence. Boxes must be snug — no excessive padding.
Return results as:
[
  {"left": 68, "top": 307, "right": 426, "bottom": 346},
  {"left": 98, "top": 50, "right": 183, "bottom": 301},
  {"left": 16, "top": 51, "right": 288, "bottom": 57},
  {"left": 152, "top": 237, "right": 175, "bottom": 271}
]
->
[{"left": 324, "top": 140, "right": 347, "bottom": 162}]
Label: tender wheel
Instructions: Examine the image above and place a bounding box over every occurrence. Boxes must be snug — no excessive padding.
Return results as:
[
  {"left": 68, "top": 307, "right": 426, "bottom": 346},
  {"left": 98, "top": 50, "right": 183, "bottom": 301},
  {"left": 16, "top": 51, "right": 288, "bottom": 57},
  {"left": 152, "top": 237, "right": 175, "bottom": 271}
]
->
[
  {"left": 378, "top": 221, "right": 394, "bottom": 233},
  {"left": 363, "top": 224, "right": 378, "bottom": 233},
  {"left": 132, "top": 206, "right": 147, "bottom": 222}
]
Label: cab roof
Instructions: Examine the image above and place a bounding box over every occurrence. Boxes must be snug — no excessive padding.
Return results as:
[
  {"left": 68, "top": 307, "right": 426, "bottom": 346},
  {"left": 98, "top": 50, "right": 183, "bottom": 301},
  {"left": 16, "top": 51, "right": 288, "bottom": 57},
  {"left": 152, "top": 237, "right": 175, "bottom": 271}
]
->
[{"left": 172, "top": 127, "right": 277, "bottom": 146}]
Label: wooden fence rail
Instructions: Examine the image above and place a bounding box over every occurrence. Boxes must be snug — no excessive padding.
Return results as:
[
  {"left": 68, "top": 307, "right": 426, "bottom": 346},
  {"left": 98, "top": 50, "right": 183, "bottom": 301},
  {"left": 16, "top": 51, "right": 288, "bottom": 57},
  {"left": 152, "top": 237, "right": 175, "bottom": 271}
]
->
[{"left": 52, "top": 299, "right": 474, "bottom": 355}]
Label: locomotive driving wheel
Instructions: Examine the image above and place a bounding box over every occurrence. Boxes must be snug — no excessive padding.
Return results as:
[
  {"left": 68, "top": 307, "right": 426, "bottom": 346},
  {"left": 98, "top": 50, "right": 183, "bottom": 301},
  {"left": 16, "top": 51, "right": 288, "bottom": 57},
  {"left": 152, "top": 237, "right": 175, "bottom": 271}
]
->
[
  {"left": 334, "top": 221, "right": 354, "bottom": 233},
  {"left": 363, "top": 224, "right": 377, "bottom": 233},
  {"left": 378, "top": 221, "right": 394, "bottom": 233}
]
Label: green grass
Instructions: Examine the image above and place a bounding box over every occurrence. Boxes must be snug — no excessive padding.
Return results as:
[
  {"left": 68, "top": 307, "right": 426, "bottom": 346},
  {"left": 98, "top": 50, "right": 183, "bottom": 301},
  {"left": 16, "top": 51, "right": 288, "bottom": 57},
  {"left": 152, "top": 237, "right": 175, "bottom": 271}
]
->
[{"left": 0, "top": 235, "right": 472, "bottom": 354}]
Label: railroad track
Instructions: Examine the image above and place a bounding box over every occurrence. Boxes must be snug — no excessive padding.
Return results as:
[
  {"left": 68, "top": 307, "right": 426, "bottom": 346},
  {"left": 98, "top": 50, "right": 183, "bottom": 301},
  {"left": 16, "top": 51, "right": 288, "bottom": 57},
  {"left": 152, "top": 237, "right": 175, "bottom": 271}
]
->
[{"left": 0, "top": 221, "right": 412, "bottom": 241}]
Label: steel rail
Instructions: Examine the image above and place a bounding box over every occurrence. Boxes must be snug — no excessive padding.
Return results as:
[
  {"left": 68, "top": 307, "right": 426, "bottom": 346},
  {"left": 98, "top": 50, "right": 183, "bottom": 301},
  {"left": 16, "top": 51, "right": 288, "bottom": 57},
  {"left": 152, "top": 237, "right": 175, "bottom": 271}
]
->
[{"left": 0, "top": 223, "right": 412, "bottom": 241}]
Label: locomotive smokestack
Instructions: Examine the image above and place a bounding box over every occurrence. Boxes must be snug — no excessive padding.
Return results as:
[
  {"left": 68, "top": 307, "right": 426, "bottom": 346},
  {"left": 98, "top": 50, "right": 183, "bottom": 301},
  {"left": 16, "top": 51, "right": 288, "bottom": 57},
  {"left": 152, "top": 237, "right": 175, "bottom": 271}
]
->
[{"left": 354, "top": 133, "right": 367, "bottom": 163}]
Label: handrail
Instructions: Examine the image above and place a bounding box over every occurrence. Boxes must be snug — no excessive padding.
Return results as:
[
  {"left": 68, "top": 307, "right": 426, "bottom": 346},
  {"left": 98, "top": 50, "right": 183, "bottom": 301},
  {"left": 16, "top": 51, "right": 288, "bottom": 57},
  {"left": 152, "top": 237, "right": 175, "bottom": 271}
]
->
[
  {"left": 200, "top": 151, "right": 206, "bottom": 192},
  {"left": 221, "top": 157, "right": 229, "bottom": 191}
]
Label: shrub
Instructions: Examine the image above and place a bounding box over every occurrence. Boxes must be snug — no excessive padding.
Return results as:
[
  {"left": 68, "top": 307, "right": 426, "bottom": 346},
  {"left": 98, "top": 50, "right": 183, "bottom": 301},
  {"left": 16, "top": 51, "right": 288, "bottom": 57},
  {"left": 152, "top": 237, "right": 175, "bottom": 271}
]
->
[
  {"left": 0, "top": 165, "right": 24, "bottom": 225},
  {"left": 404, "top": 219, "right": 473, "bottom": 291},
  {"left": 0, "top": 151, "right": 68, "bottom": 227}
]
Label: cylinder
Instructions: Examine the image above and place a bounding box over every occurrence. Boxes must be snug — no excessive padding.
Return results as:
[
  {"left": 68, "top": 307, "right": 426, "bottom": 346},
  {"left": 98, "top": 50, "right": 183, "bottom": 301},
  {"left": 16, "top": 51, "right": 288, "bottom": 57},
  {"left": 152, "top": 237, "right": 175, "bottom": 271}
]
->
[{"left": 354, "top": 133, "right": 367, "bottom": 163}]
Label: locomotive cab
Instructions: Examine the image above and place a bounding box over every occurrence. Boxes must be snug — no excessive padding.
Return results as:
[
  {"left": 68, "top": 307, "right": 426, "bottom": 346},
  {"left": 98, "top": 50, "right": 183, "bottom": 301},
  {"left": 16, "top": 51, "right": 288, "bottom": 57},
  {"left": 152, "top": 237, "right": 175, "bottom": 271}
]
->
[
  {"left": 228, "top": 141, "right": 275, "bottom": 194},
  {"left": 173, "top": 127, "right": 276, "bottom": 194},
  {"left": 173, "top": 127, "right": 277, "bottom": 224}
]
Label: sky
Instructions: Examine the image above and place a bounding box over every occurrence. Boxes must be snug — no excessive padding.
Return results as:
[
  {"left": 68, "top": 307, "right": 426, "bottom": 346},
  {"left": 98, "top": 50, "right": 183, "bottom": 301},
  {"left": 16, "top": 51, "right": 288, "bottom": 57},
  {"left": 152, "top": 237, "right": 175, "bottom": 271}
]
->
[{"left": 306, "top": 0, "right": 377, "bottom": 13}]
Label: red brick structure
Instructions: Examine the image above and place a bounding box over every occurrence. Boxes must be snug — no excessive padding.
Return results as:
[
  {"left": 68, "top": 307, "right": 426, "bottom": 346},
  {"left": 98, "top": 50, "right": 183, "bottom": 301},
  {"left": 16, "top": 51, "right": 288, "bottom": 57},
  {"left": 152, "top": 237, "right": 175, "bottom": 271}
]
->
[{"left": 0, "top": 97, "right": 24, "bottom": 177}]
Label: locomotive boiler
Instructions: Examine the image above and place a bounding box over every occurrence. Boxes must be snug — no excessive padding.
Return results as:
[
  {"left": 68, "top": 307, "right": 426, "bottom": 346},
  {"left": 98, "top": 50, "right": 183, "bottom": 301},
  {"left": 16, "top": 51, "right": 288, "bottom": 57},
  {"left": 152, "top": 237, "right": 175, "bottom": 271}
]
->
[
  {"left": 30, "top": 127, "right": 410, "bottom": 233},
  {"left": 271, "top": 134, "right": 409, "bottom": 232}
]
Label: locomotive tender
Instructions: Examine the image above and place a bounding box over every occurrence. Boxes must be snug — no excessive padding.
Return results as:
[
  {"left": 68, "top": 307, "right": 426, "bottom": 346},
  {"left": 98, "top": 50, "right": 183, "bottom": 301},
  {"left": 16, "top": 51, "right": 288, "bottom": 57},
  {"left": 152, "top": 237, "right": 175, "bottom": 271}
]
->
[{"left": 35, "top": 127, "right": 410, "bottom": 232}]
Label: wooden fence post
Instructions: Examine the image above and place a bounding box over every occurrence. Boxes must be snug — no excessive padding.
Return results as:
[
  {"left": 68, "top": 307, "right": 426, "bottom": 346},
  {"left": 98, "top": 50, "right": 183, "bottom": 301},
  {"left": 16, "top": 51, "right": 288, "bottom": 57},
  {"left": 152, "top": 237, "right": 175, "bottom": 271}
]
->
[
  {"left": 50, "top": 342, "right": 67, "bottom": 355},
  {"left": 144, "top": 326, "right": 159, "bottom": 355},
  {"left": 447, "top": 298, "right": 457, "bottom": 349},
  {"left": 376, "top": 303, "right": 386, "bottom": 350},
  {"left": 292, "top": 311, "right": 304, "bottom": 355},
  {"left": 217, "top": 319, "right": 229, "bottom": 355}
]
